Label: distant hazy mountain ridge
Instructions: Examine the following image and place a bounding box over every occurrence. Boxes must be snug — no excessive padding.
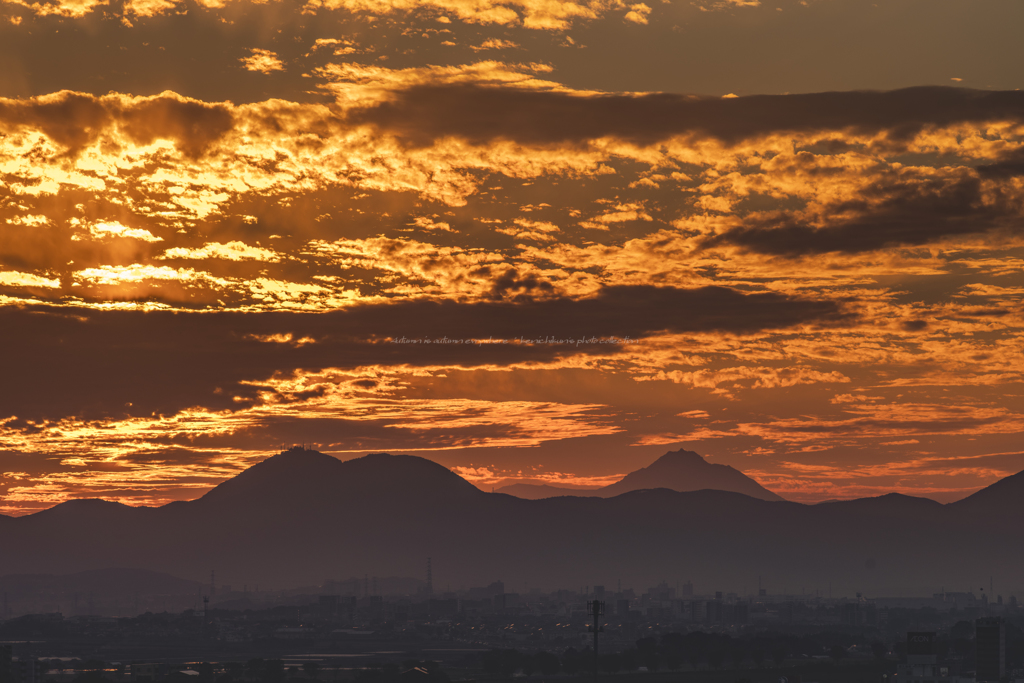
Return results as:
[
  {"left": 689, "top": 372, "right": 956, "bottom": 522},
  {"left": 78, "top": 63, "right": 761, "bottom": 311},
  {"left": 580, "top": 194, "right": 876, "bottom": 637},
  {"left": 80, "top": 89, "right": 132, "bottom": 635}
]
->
[
  {"left": 495, "top": 449, "right": 784, "bottom": 501},
  {"left": 494, "top": 482, "right": 603, "bottom": 499}
]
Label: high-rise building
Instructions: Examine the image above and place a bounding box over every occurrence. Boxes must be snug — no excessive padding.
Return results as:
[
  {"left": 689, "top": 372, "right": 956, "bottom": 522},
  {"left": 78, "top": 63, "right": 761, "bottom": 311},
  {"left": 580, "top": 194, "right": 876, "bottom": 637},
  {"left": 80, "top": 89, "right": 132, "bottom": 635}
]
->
[
  {"left": 899, "top": 632, "right": 943, "bottom": 683},
  {"left": 707, "top": 599, "right": 722, "bottom": 624},
  {"left": 369, "top": 595, "right": 384, "bottom": 621},
  {"left": 690, "top": 600, "right": 706, "bottom": 623},
  {"left": 732, "top": 602, "right": 748, "bottom": 624},
  {"left": 9, "top": 659, "right": 42, "bottom": 683},
  {"left": 976, "top": 617, "right": 1005, "bottom": 682},
  {"left": 906, "top": 632, "right": 936, "bottom": 664},
  {"left": 494, "top": 593, "right": 519, "bottom": 612}
]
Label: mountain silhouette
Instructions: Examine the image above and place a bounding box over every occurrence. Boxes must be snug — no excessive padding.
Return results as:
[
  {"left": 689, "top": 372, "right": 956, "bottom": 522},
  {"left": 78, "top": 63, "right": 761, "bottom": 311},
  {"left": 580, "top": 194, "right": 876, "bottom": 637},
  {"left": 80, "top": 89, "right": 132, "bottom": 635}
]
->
[
  {"left": 946, "top": 471, "right": 1024, "bottom": 518},
  {"left": 0, "top": 448, "right": 1020, "bottom": 597},
  {"left": 495, "top": 449, "right": 784, "bottom": 501},
  {"left": 602, "top": 449, "right": 784, "bottom": 501},
  {"left": 197, "top": 448, "right": 482, "bottom": 508}
]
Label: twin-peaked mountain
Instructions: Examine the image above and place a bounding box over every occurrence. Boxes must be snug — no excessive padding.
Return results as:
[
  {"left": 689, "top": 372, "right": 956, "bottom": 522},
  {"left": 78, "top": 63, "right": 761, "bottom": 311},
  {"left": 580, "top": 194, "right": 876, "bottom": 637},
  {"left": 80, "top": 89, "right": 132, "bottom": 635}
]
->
[
  {"left": 496, "top": 449, "right": 784, "bottom": 501},
  {"left": 1, "top": 449, "right": 1023, "bottom": 597}
]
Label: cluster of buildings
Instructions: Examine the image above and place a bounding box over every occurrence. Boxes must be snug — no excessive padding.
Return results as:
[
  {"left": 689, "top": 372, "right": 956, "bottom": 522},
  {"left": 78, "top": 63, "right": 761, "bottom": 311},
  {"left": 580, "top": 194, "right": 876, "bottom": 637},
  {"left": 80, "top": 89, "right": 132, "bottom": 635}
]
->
[
  {"left": 898, "top": 618, "right": 1016, "bottom": 683},
  {"left": 2, "top": 578, "right": 1023, "bottom": 683},
  {"left": 2, "top": 645, "right": 44, "bottom": 683}
]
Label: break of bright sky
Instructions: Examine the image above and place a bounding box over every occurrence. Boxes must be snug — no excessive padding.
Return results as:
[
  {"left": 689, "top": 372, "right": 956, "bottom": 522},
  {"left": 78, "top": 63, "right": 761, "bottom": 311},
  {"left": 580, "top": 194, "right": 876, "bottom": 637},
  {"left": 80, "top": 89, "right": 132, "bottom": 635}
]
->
[{"left": 0, "top": 0, "right": 1023, "bottom": 514}]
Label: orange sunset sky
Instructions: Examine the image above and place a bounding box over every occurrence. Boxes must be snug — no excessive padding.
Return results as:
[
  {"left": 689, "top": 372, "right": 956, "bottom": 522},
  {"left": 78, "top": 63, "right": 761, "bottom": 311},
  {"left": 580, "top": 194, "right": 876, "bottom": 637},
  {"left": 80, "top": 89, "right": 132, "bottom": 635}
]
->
[{"left": 1, "top": 0, "right": 1023, "bottom": 514}]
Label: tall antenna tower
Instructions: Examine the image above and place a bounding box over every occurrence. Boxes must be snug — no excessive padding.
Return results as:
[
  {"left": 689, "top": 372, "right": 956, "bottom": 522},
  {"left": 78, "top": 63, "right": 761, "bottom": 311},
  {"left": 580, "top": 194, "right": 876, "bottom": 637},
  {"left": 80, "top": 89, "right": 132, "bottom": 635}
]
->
[
  {"left": 426, "top": 557, "right": 433, "bottom": 596},
  {"left": 211, "top": 570, "right": 216, "bottom": 597}
]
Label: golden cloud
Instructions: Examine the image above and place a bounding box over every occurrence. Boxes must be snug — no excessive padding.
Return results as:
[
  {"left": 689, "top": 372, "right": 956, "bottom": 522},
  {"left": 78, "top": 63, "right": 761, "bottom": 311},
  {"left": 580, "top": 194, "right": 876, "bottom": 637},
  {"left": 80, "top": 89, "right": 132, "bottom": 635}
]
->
[
  {"left": 160, "top": 241, "right": 282, "bottom": 262},
  {"left": 240, "top": 48, "right": 285, "bottom": 74}
]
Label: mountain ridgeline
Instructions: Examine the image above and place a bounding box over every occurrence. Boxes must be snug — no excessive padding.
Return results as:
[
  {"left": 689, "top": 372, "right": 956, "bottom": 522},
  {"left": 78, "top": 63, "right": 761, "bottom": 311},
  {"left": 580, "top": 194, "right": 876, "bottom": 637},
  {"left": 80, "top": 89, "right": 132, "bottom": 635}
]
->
[{"left": 1, "top": 448, "right": 1022, "bottom": 597}]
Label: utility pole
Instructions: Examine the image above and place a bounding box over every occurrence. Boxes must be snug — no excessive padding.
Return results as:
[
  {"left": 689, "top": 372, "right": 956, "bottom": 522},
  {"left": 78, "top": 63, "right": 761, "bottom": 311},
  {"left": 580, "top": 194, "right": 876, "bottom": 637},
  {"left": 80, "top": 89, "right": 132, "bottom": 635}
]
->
[{"left": 587, "top": 600, "right": 605, "bottom": 683}]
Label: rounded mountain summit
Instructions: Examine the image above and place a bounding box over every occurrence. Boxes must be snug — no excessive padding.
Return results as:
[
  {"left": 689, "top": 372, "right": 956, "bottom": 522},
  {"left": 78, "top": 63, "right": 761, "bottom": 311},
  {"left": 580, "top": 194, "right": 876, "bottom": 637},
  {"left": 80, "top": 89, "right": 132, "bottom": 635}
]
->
[{"left": 495, "top": 449, "right": 785, "bottom": 501}]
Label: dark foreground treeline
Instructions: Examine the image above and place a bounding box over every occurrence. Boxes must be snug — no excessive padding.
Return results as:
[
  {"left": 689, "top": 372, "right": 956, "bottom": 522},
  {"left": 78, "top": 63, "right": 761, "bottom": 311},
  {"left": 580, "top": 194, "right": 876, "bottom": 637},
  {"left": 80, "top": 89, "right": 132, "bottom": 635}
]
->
[
  {"left": 10, "top": 622, "right": 1024, "bottom": 683},
  {"left": 480, "top": 632, "right": 878, "bottom": 678},
  {"left": 475, "top": 624, "right": 1024, "bottom": 677}
]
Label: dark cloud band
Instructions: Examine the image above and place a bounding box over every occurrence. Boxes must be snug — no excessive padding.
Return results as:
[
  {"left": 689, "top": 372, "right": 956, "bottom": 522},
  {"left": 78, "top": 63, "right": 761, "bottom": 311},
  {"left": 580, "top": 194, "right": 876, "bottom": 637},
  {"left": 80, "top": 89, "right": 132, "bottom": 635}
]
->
[
  {"left": 0, "top": 285, "right": 845, "bottom": 421},
  {"left": 700, "top": 174, "right": 1023, "bottom": 255},
  {"left": 349, "top": 85, "right": 1024, "bottom": 147}
]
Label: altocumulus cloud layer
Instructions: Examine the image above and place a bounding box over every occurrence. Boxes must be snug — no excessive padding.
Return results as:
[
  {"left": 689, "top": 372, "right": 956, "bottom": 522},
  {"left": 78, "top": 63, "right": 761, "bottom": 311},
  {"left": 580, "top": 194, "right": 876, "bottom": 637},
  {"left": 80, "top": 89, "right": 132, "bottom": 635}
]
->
[{"left": 0, "top": 0, "right": 1023, "bottom": 513}]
